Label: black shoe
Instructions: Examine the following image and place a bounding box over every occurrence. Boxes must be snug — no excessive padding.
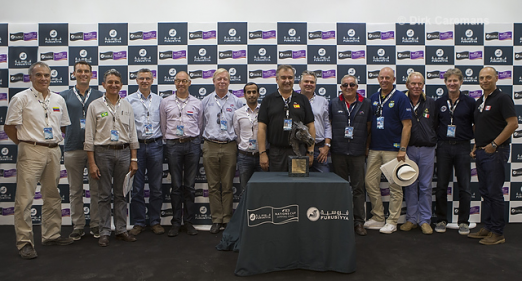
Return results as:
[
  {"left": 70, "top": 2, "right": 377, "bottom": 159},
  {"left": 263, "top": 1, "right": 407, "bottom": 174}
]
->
[
  {"left": 19, "top": 244, "right": 37, "bottom": 259},
  {"left": 168, "top": 225, "right": 180, "bottom": 237},
  {"left": 221, "top": 223, "right": 227, "bottom": 230},
  {"left": 210, "top": 223, "right": 221, "bottom": 234},
  {"left": 185, "top": 223, "right": 198, "bottom": 236},
  {"left": 98, "top": 235, "right": 109, "bottom": 247},
  {"left": 115, "top": 232, "right": 137, "bottom": 242},
  {"left": 42, "top": 236, "right": 74, "bottom": 246},
  {"left": 355, "top": 224, "right": 367, "bottom": 236}
]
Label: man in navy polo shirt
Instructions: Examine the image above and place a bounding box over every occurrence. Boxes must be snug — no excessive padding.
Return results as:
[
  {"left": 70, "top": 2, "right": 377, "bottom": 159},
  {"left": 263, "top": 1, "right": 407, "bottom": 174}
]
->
[
  {"left": 468, "top": 67, "right": 517, "bottom": 245},
  {"left": 434, "top": 68, "right": 475, "bottom": 235},
  {"left": 364, "top": 67, "right": 412, "bottom": 234}
]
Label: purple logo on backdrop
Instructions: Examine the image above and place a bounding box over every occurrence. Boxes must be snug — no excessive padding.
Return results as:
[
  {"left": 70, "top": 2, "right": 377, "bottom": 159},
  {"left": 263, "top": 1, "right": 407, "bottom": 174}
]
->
[
  {"left": 61, "top": 209, "right": 71, "bottom": 217},
  {"left": 130, "top": 31, "right": 157, "bottom": 40},
  {"left": 118, "top": 90, "right": 127, "bottom": 98},
  {"left": 322, "top": 70, "right": 336, "bottom": 79},
  {"left": 34, "top": 192, "right": 42, "bottom": 200},
  {"left": 468, "top": 90, "right": 482, "bottom": 99},
  {"left": 356, "top": 89, "right": 366, "bottom": 97},
  {"left": 309, "top": 30, "right": 335, "bottom": 40},
  {"left": 447, "top": 186, "right": 452, "bottom": 195},
  {"left": 470, "top": 51, "right": 482, "bottom": 60},
  {"left": 0, "top": 93, "right": 6, "bottom": 101},
  {"left": 368, "top": 31, "right": 394, "bottom": 40},
  {"left": 202, "top": 70, "right": 215, "bottom": 79},
  {"left": 380, "top": 188, "right": 390, "bottom": 196},
  {"left": 189, "top": 30, "right": 216, "bottom": 40},
  {"left": 232, "top": 90, "right": 244, "bottom": 98},
  {"left": 54, "top": 51, "right": 67, "bottom": 61},
  {"left": 262, "top": 69, "right": 276, "bottom": 79},
  {"left": 471, "top": 168, "right": 477, "bottom": 176},
  {"left": 24, "top": 32, "right": 38, "bottom": 41},
  {"left": 502, "top": 186, "right": 509, "bottom": 195},
  {"left": 292, "top": 50, "right": 306, "bottom": 59},
  {"left": 83, "top": 32, "right": 97, "bottom": 41},
  {"left": 249, "top": 30, "right": 276, "bottom": 39},
  {"left": 486, "top": 31, "right": 512, "bottom": 41},
  {"left": 0, "top": 54, "right": 6, "bottom": 63},
  {"left": 85, "top": 190, "right": 91, "bottom": 198},
  {"left": 499, "top": 71, "right": 512, "bottom": 80},
  {"left": 144, "top": 190, "right": 150, "bottom": 198},
  {"left": 470, "top": 206, "right": 480, "bottom": 215},
  {"left": 2, "top": 207, "right": 14, "bottom": 216},
  {"left": 410, "top": 51, "right": 424, "bottom": 60},
  {"left": 232, "top": 50, "right": 246, "bottom": 59},
  {"left": 10, "top": 32, "right": 37, "bottom": 41},
  {"left": 100, "top": 51, "right": 127, "bottom": 60},
  {"left": 2, "top": 169, "right": 16, "bottom": 177},
  {"left": 60, "top": 170, "right": 67, "bottom": 179},
  {"left": 427, "top": 31, "right": 453, "bottom": 40},
  {"left": 339, "top": 50, "right": 365, "bottom": 60}
]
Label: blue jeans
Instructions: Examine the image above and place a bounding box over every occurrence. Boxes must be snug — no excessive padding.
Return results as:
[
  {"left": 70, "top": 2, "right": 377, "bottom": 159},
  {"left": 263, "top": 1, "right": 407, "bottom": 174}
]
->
[
  {"left": 131, "top": 140, "right": 164, "bottom": 227},
  {"left": 237, "top": 152, "right": 262, "bottom": 195},
  {"left": 435, "top": 140, "right": 472, "bottom": 224},
  {"left": 475, "top": 146, "right": 509, "bottom": 235},
  {"left": 166, "top": 138, "right": 201, "bottom": 226},
  {"left": 404, "top": 146, "right": 436, "bottom": 225},
  {"left": 310, "top": 144, "right": 330, "bottom": 173}
]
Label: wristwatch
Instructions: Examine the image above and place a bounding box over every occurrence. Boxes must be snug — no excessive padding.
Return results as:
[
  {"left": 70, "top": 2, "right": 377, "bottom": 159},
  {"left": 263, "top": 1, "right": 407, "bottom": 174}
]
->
[
  {"left": 307, "top": 151, "right": 314, "bottom": 155},
  {"left": 131, "top": 158, "right": 138, "bottom": 162},
  {"left": 491, "top": 141, "right": 498, "bottom": 149},
  {"left": 325, "top": 143, "right": 331, "bottom": 148},
  {"left": 399, "top": 147, "right": 406, "bottom": 152}
]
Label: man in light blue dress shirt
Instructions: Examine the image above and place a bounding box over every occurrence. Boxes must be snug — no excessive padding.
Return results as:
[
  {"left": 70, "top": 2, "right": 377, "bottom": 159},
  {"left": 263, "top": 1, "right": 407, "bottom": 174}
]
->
[
  {"left": 299, "top": 70, "right": 331, "bottom": 172},
  {"left": 125, "top": 68, "right": 165, "bottom": 236}
]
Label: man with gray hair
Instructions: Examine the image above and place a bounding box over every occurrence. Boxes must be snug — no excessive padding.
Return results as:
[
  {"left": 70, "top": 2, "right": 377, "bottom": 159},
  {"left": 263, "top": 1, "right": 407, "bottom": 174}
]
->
[
  {"left": 400, "top": 72, "right": 437, "bottom": 235},
  {"left": 5, "top": 62, "right": 73, "bottom": 259},
  {"left": 60, "top": 61, "right": 104, "bottom": 240},
  {"left": 125, "top": 68, "right": 164, "bottom": 236},
  {"left": 201, "top": 68, "right": 244, "bottom": 234},
  {"left": 84, "top": 69, "right": 139, "bottom": 247},
  {"left": 299, "top": 70, "right": 331, "bottom": 173},
  {"left": 329, "top": 74, "right": 372, "bottom": 236}
]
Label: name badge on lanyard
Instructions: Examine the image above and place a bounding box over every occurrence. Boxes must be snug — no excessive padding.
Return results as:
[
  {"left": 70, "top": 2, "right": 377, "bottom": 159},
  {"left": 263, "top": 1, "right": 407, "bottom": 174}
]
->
[
  {"left": 144, "top": 124, "right": 153, "bottom": 135},
  {"left": 377, "top": 117, "right": 385, "bottom": 129},
  {"left": 176, "top": 125, "right": 184, "bottom": 136},
  {"left": 248, "top": 139, "right": 257, "bottom": 150},
  {"left": 344, "top": 126, "right": 354, "bottom": 139},
  {"left": 447, "top": 125, "right": 456, "bottom": 138},
  {"left": 111, "top": 130, "right": 119, "bottom": 141},
  {"left": 80, "top": 119, "right": 86, "bottom": 130},
  {"left": 283, "top": 119, "right": 293, "bottom": 131},
  {"left": 44, "top": 127, "right": 53, "bottom": 139}
]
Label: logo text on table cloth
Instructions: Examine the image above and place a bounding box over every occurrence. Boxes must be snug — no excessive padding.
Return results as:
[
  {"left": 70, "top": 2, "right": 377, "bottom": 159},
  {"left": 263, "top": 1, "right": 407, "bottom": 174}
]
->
[{"left": 247, "top": 205, "right": 299, "bottom": 227}]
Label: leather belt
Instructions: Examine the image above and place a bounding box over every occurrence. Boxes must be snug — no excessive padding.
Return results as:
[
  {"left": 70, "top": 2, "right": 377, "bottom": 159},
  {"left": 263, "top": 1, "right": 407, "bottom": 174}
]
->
[
  {"left": 100, "top": 143, "right": 130, "bottom": 150},
  {"left": 204, "top": 138, "right": 235, "bottom": 144},
  {"left": 167, "top": 137, "right": 197, "bottom": 144},
  {"left": 238, "top": 150, "right": 259, "bottom": 157},
  {"left": 19, "top": 140, "right": 59, "bottom": 148},
  {"left": 139, "top": 137, "right": 162, "bottom": 144},
  {"left": 442, "top": 140, "right": 470, "bottom": 145}
]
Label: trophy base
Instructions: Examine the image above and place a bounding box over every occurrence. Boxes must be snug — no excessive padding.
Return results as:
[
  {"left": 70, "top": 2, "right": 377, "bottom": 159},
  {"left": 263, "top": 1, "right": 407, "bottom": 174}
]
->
[{"left": 288, "top": 156, "right": 309, "bottom": 177}]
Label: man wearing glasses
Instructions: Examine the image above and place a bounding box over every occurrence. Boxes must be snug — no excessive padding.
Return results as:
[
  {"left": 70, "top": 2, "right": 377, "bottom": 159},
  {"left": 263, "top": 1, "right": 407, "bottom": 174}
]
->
[
  {"left": 201, "top": 69, "right": 244, "bottom": 234},
  {"left": 468, "top": 67, "right": 517, "bottom": 245},
  {"left": 329, "top": 75, "right": 372, "bottom": 236},
  {"left": 160, "top": 71, "right": 202, "bottom": 237},
  {"left": 125, "top": 68, "right": 164, "bottom": 237},
  {"left": 299, "top": 70, "right": 331, "bottom": 173},
  {"left": 364, "top": 67, "right": 412, "bottom": 234},
  {"left": 258, "top": 65, "right": 315, "bottom": 172}
]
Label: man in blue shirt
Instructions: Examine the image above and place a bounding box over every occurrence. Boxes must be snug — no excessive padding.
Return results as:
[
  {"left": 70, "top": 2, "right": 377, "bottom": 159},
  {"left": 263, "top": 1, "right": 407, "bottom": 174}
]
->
[
  {"left": 60, "top": 61, "right": 104, "bottom": 240},
  {"left": 125, "top": 68, "right": 165, "bottom": 236},
  {"left": 434, "top": 68, "right": 475, "bottom": 235},
  {"left": 364, "top": 67, "right": 412, "bottom": 234},
  {"left": 298, "top": 70, "right": 331, "bottom": 173},
  {"left": 202, "top": 69, "right": 244, "bottom": 234}
]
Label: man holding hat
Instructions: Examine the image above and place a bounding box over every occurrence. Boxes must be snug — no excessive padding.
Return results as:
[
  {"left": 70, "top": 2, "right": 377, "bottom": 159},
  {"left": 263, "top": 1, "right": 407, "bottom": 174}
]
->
[{"left": 400, "top": 72, "right": 437, "bottom": 235}]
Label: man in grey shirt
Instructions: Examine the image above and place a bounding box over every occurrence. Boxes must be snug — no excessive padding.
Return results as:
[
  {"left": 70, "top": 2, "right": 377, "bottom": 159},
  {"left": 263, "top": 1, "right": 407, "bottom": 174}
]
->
[
  {"left": 60, "top": 61, "right": 103, "bottom": 240},
  {"left": 84, "top": 69, "right": 139, "bottom": 247}
]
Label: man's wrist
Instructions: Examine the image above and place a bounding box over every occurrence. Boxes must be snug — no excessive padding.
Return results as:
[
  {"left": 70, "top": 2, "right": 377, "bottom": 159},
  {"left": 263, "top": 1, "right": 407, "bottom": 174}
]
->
[{"left": 399, "top": 147, "right": 407, "bottom": 152}]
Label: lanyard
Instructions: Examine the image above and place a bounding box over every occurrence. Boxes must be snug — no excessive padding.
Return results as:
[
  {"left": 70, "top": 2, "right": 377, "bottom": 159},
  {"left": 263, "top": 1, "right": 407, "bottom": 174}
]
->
[
  {"left": 32, "top": 88, "right": 51, "bottom": 126},
  {"left": 478, "top": 94, "right": 490, "bottom": 113},
  {"left": 139, "top": 92, "right": 153, "bottom": 123},
  {"left": 446, "top": 99, "right": 459, "bottom": 125},
  {"left": 246, "top": 106, "right": 259, "bottom": 134},
  {"left": 175, "top": 96, "right": 189, "bottom": 126},
  {"left": 103, "top": 95, "right": 121, "bottom": 129},
  {"left": 214, "top": 94, "right": 229, "bottom": 117},
  {"left": 378, "top": 89, "right": 396, "bottom": 116},
  {"left": 73, "top": 87, "right": 92, "bottom": 118},
  {"left": 345, "top": 100, "right": 357, "bottom": 127},
  {"left": 309, "top": 94, "right": 316, "bottom": 105},
  {"left": 410, "top": 100, "right": 421, "bottom": 121},
  {"left": 282, "top": 94, "right": 292, "bottom": 119}
]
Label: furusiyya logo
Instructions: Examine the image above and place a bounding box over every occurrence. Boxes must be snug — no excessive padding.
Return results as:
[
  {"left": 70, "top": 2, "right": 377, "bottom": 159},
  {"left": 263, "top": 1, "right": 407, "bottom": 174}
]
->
[
  {"left": 44, "top": 29, "right": 63, "bottom": 44},
  {"left": 307, "top": 207, "right": 350, "bottom": 221},
  {"left": 104, "top": 29, "right": 123, "bottom": 44},
  {"left": 248, "top": 205, "right": 299, "bottom": 227},
  {"left": 460, "top": 29, "right": 478, "bottom": 44},
  {"left": 342, "top": 28, "right": 361, "bottom": 43},
  {"left": 163, "top": 28, "right": 182, "bottom": 43},
  {"left": 222, "top": 28, "right": 241, "bottom": 43},
  {"left": 401, "top": 29, "right": 420, "bottom": 43},
  {"left": 283, "top": 28, "right": 301, "bottom": 43}
]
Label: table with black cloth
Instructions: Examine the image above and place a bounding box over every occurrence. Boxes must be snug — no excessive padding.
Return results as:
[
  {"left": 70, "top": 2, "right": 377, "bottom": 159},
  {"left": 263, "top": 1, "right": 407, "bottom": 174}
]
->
[{"left": 216, "top": 172, "right": 356, "bottom": 276}]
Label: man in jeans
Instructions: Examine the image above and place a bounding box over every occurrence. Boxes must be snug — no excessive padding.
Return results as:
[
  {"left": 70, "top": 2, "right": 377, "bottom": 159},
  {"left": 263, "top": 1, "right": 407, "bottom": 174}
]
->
[
  {"left": 160, "top": 71, "right": 203, "bottom": 237},
  {"left": 434, "top": 68, "right": 475, "bottom": 235},
  {"left": 233, "top": 82, "right": 262, "bottom": 195},
  {"left": 60, "top": 61, "right": 103, "bottom": 240},
  {"left": 126, "top": 68, "right": 164, "bottom": 236}
]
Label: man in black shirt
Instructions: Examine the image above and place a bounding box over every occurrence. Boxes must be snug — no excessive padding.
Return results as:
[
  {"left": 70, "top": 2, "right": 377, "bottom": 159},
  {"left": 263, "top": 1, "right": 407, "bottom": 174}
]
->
[
  {"left": 468, "top": 67, "right": 517, "bottom": 245},
  {"left": 258, "top": 65, "right": 315, "bottom": 172},
  {"left": 434, "top": 68, "right": 475, "bottom": 235}
]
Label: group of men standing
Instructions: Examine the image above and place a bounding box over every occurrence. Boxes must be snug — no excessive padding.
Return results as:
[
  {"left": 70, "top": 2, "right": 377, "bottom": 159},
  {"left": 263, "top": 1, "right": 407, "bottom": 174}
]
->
[{"left": 5, "top": 60, "right": 516, "bottom": 259}]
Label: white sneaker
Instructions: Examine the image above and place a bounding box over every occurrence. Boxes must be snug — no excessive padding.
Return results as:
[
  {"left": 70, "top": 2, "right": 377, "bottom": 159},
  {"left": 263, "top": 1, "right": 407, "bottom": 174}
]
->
[
  {"left": 363, "top": 219, "right": 385, "bottom": 230},
  {"left": 379, "top": 223, "right": 397, "bottom": 234}
]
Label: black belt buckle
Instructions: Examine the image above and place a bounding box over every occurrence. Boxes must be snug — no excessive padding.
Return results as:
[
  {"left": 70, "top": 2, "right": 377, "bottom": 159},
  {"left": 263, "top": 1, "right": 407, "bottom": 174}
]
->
[{"left": 448, "top": 140, "right": 458, "bottom": 145}]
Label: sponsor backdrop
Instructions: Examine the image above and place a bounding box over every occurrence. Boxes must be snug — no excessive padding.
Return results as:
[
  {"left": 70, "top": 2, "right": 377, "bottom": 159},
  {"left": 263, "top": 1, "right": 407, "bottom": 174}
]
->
[{"left": 1, "top": 22, "right": 522, "bottom": 227}]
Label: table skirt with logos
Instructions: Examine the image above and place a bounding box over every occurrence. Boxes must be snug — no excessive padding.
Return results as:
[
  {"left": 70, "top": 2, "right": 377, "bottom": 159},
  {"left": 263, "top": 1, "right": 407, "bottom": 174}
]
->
[{"left": 217, "top": 172, "right": 356, "bottom": 276}]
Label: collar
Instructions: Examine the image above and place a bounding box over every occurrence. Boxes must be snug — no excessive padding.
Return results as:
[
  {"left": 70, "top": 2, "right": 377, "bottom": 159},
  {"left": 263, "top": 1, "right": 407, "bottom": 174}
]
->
[
  {"left": 30, "top": 86, "right": 50, "bottom": 99},
  {"left": 405, "top": 90, "right": 426, "bottom": 102},
  {"left": 339, "top": 93, "right": 364, "bottom": 103},
  {"left": 137, "top": 89, "right": 153, "bottom": 100}
]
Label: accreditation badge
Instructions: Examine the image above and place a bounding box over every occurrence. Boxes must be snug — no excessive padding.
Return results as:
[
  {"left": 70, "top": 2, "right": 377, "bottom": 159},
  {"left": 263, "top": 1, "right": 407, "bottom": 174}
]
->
[
  {"left": 248, "top": 139, "right": 257, "bottom": 150},
  {"left": 377, "top": 117, "right": 385, "bottom": 130},
  {"left": 283, "top": 118, "right": 293, "bottom": 131},
  {"left": 43, "top": 127, "right": 53, "bottom": 139},
  {"left": 144, "top": 124, "right": 153, "bottom": 136},
  {"left": 344, "top": 126, "right": 354, "bottom": 139},
  {"left": 220, "top": 120, "right": 228, "bottom": 131},
  {"left": 110, "top": 130, "right": 119, "bottom": 141},
  {"left": 447, "top": 125, "right": 456, "bottom": 138},
  {"left": 176, "top": 125, "right": 184, "bottom": 136},
  {"left": 80, "top": 119, "right": 86, "bottom": 130}
]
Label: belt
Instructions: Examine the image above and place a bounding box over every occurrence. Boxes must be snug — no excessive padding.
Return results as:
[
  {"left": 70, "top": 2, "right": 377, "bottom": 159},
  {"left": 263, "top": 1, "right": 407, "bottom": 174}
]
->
[
  {"left": 167, "top": 137, "right": 197, "bottom": 144},
  {"left": 316, "top": 140, "right": 325, "bottom": 146},
  {"left": 139, "top": 137, "right": 162, "bottom": 144},
  {"left": 99, "top": 143, "right": 130, "bottom": 150},
  {"left": 204, "top": 138, "right": 235, "bottom": 144},
  {"left": 19, "top": 140, "right": 59, "bottom": 148},
  {"left": 238, "top": 149, "right": 259, "bottom": 157},
  {"left": 441, "top": 140, "right": 470, "bottom": 145}
]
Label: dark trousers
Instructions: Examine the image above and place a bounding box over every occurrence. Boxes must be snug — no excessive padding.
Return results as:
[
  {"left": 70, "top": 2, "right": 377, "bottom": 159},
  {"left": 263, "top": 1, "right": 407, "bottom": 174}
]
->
[
  {"left": 475, "top": 146, "right": 509, "bottom": 235},
  {"left": 435, "top": 141, "right": 472, "bottom": 224},
  {"left": 331, "top": 153, "right": 366, "bottom": 226},
  {"left": 237, "top": 152, "right": 262, "bottom": 195},
  {"left": 268, "top": 144, "right": 306, "bottom": 172}
]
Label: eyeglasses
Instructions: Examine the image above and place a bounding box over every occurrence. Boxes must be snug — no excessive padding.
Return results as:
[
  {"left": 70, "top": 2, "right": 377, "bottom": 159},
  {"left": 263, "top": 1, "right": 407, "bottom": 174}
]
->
[
  {"left": 175, "top": 79, "right": 189, "bottom": 84},
  {"left": 341, "top": 83, "right": 357, "bottom": 88}
]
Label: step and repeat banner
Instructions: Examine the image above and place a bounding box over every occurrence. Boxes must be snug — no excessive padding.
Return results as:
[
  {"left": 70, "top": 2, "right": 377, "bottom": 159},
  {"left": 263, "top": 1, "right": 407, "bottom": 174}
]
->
[{"left": 1, "top": 22, "right": 522, "bottom": 227}]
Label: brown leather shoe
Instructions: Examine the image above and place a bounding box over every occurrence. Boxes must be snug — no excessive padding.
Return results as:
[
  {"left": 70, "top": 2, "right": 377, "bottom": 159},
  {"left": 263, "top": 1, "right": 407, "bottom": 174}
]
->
[
  {"left": 129, "top": 225, "right": 145, "bottom": 236},
  {"left": 98, "top": 235, "right": 109, "bottom": 247},
  {"left": 115, "top": 232, "right": 137, "bottom": 242},
  {"left": 355, "top": 224, "right": 367, "bottom": 236},
  {"left": 151, "top": 224, "right": 165, "bottom": 235}
]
